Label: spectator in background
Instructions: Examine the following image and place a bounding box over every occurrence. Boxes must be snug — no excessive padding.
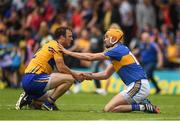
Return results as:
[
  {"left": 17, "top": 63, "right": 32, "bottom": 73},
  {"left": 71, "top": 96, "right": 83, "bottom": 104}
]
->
[
  {"left": 92, "top": 0, "right": 104, "bottom": 30},
  {"left": 25, "top": 7, "right": 43, "bottom": 33},
  {"left": 0, "top": 34, "right": 21, "bottom": 88},
  {"left": 69, "top": 29, "right": 91, "bottom": 68},
  {"left": 51, "top": 0, "right": 68, "bottom": 13},
  {"left": 103, "top": 0, "right": 113, "bottom": 30},
  {"left": 71, "top": 6, "right": 83, "bottom": 29},
  {"left": 6, "top": 10, "right": 23, "bottom": 45},
  {"left": 12, "top": 0, "right": 26, "bottom": 11},
  {"left": 102, "top": 0, "right": 121, "bottom": 31},
  {"left": 23, "top": 27, "right": 38, "bottom": 53},
  {"left": 119, "top": 0, "right": 134, "bottom": 46},
  {"left": 38, "top": 21, "right": 53, "bottom": 47},
  {"left": 164, "top": 33, "right": 180, "bottom": 69},
  {"left": 136, "top": 0, "right": 156, "bottom": 35},
  {"left": 86, "top": 1, "right": 98, "bottom": 29},
  {"left": 18, "top": 27, "right": 35, "bottom": 77},
  {"left": 81, "top": 0, "right": 92, "bottom": 21},
  {"left": 136, "top": 32, "right": 162, "bottom": 94},
  {"left": 0, "top": 21, "right": 6, "bottom": 34},
  {"left": 18, "top": 40, "right": 32, "bottom": 77},
  {"left": 0, "top": 34, "right": 12, "bottom": 87},
  {"left": 159, "top": 24, "right": 169, "bottom": 47},
  {"left": 41, "top": 0, "right": 55, "bottom": 23},
  {"left": 151, "top": 27, "right": 167, "bottom": 62},
  {"left": 110, "top": 0, "right": 121, "bottom": 29},
  {"left": 0, "top": 0, "right": 11, "bottom": 16},
  {"left": 89, "top": 26, "right": 106, "bottom": 95},
  {"left": 169, "top": 0, "right": 179, "bottom": 33},
  {"left": 50, "top": 14, "right": 62, "bottom": 35},
  {"left": 25, "top": 0, "right": 37, "bottom": 10},
  {"left": 176, "top": 29, "right": 180, "bottom": 57},
  {"left": 155, "top": 0, "right": 174, "bottom": 29}
]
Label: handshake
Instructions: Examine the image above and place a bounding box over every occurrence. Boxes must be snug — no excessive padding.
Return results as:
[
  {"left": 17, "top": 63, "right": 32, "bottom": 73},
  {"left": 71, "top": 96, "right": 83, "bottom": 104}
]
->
[{"left": 72, "top": 72, "right": 93, "bottom": 82}]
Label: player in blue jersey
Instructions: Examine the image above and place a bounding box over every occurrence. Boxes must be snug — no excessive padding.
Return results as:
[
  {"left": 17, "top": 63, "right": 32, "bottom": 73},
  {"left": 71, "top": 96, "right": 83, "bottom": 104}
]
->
[{"left": 59, "top": 28, "right": 160, "bottom": 113}]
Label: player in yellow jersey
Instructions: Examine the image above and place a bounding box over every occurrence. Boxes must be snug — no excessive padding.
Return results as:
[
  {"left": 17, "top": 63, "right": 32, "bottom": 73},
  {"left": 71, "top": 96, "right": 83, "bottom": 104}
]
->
[{"left": 15, "top": 27, "right": 82, "bottom": 111}]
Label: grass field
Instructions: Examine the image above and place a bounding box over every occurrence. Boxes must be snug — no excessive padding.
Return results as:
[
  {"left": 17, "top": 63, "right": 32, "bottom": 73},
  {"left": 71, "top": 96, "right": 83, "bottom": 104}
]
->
[{"left": 0, "top": 88, "right": 180, "bottom": 120}]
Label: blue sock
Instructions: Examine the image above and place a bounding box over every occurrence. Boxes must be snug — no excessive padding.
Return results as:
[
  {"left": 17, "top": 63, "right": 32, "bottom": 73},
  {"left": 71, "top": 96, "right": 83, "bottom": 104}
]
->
[
  {"left": 44, "top": 100, "right": 52, "bottom": 107},
  {"left": 27, "top": 96, "right": 32, "bottom": 104},
  {"left": 49, "top": 96, "right": 56, "bottom": 103},
  {"left": 132, "top": 104, "right": 140, "bottom": 111}
]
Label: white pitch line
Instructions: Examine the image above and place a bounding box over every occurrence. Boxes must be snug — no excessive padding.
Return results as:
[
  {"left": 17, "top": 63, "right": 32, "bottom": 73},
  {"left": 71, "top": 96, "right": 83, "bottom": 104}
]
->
[{"left": 0, "top": 120, "right": 180, "bottom": 121}]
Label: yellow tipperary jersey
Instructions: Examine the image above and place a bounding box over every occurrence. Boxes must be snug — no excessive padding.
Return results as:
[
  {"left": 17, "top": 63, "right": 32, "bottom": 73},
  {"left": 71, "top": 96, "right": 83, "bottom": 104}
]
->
[{"left": 25, "top": 40, "right": 63, "bottom": 74}]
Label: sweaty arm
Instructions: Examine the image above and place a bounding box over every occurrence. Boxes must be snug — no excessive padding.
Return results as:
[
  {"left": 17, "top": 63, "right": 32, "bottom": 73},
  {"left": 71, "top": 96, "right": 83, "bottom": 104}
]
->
[
  {"left": 55, "top": 57, "right": 73, "bottom": 74},
  {"left": 54, "top": 56, "right": 82, "bottom": 80},
  {"left": 84, "top": 64, "right": 115, "bottom": 80},
  {"left": 59, "top": 43, "right": 108, "bottom": 61},
  {"left": 50, "top": 45, "right": 78, "bottom": 78},
  {"left": 64, "top": 50, "right": 107, "bottom": 61}
]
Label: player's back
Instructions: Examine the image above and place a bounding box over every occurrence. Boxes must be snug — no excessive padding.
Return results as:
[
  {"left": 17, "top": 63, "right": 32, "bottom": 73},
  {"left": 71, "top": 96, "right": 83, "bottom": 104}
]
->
[{"left": 25, "top": 40, "right": 63, "bottom": 74}]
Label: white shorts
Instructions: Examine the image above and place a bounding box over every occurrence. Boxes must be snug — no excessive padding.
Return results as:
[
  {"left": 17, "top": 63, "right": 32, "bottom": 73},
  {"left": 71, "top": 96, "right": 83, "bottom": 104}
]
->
[{"left": 120, "top": 79, "right": 150, "bottom": 104}]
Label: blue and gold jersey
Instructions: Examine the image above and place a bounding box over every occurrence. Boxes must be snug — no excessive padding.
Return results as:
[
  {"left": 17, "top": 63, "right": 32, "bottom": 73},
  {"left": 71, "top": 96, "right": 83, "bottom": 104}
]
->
[
  {"left": 104, "top": 43, "right": 147, "bottom": 85},
  {"left": 25, "top": 40, "right": 63, "bottom": 74}
]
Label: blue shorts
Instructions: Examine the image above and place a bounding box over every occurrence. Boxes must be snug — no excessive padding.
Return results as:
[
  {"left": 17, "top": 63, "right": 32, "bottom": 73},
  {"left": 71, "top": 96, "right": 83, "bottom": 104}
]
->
[{"left": 22, "top": 73, "right": 50, "bottom": 99}]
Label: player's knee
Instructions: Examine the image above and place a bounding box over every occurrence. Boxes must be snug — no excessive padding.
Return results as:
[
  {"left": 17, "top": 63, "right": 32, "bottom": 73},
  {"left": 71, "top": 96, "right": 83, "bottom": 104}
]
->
[
  {"left": 66, "top": 80, "right": 74, "bottom": 85},
  {"left": 103, "top": 105, "right": 112, "bottom": 112},
  {"left": 69, "top": 79, "right": 74, "bottom": 84},
  {"left": 63, "top": 76, "right": 75, "bottom": 84},
  {"left": 66, "top": 81, "right": 73, "bottom": 86}
]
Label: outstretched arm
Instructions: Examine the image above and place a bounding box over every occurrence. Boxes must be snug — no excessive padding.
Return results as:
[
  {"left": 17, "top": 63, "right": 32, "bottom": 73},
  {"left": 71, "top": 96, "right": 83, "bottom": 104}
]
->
[
  {"left": 59, "top": 44, "right": 107, "bottom": 61},
  {"left": 83, "top": 64, "right": 115, "bottom": 80}
]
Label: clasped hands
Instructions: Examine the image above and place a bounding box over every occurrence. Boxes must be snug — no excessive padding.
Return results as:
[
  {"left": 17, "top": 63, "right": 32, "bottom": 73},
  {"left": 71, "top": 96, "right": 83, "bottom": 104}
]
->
[{"left": 72, "top": 72, "right": 92, "bottom": 82}]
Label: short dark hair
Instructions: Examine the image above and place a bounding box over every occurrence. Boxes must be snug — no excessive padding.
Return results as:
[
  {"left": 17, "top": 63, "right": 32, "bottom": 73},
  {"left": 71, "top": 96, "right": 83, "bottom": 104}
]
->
[{"left": 54, "top": 27, "right": 72, "bottom": 39}]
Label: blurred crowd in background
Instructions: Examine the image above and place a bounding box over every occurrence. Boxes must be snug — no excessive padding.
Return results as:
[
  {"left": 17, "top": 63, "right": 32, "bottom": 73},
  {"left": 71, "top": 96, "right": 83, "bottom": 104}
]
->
[{"left": 0, "top": 0, "right": 180, "bottom": 90}]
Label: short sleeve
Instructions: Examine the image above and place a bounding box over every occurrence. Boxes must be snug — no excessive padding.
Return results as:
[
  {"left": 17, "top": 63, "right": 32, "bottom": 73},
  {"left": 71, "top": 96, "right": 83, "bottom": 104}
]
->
[
  {"left": 48, "top": 42, "right": 63, "bottom": 60},
  {"left": 104, "top": 47, "right": 122, "bottom": 61},
  {"left": 53, "top": 49, "right": 63, "bottom": 60}
]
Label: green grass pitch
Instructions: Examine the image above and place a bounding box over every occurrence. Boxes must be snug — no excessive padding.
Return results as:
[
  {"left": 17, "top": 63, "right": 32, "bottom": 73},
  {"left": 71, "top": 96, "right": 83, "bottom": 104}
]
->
[{"left": 0, "top": 88, "right": 180, "bottom": 120}]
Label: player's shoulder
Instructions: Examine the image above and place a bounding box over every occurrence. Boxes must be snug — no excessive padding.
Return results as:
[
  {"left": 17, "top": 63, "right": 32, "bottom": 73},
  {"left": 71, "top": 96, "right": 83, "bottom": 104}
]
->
[
  {"left": 42, "top": 40, "right": 59, "bottom": 49},
  {"left": 109, "top": 43, "right": 129, "bottom": 52},
  {"left": 44, "top": 40, "right": 63, "bottom": 55},
  {"left": 104, "top": 43, "right": 129, "bottom": 58},
  {"left": 46, "top": 40, "right": 58, "bottom": 46}
]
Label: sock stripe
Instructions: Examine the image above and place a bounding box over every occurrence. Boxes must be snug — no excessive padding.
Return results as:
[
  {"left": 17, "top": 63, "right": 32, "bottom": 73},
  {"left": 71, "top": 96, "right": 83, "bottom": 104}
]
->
[{"left": 49, "top": 96, "right": 56, "bottom": 103}]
